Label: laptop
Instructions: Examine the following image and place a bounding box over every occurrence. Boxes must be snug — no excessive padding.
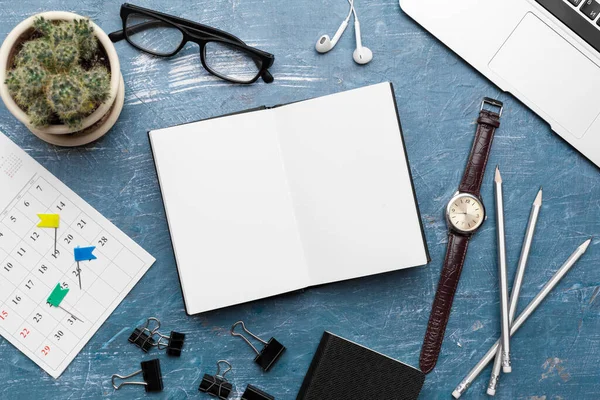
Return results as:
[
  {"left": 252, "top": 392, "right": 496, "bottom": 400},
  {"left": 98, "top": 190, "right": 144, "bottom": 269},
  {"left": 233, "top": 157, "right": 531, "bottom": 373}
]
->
[{"left": 400, "top": 0, "right": 600, "bottom": 168}]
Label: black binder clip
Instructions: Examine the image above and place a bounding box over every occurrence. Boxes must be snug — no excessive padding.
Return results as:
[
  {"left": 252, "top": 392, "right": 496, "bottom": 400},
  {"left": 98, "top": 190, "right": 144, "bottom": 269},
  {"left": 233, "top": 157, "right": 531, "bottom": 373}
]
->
[
  {"left": 128, "top": 317, "right": 158, "bottom": 352},
  {"left": 199, "top": 360, "right": 234, "bottom": 399},
  {"left": 231, "top": 321, "right": 285, "bottom": 372},
  {"left": 241, "top": 384, "right": 275, "bottom": 400},
  {"left": 128, "top": 317, "right": 185, "bottom": 356},
  {"left": 111, "top": 358, "right": 163, "bottom": 392},
  {"left": 160, "top": 330, "right": 186, "bottom": 356}
]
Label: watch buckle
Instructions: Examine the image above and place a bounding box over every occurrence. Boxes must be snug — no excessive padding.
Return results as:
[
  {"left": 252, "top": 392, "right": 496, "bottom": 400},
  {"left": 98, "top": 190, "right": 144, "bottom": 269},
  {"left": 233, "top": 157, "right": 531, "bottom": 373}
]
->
[{"left": 481, "top": 97, "right": 504, "bottom": 117}]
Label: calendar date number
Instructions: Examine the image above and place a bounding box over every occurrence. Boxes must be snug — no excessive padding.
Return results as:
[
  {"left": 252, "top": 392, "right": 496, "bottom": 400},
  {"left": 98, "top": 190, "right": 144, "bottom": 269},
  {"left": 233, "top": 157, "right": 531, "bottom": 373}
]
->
[
  {"left": 33, "top": 313, "right": 42, "bottom": 323},
  {"left": 3, "top": 262, "right": 13, "bottom": 272}
]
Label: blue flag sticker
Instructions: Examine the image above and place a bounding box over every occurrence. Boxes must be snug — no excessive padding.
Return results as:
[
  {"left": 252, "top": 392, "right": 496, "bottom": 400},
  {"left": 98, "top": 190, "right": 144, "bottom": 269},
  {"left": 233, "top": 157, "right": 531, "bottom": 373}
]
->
[{"left": 74, "top": 246, "right": 97, "bottom": 262}]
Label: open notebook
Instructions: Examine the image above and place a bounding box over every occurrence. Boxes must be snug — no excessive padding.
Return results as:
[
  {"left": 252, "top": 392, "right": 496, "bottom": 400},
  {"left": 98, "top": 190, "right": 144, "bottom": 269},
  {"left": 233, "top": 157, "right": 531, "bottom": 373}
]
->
[{"left": 149, "top": 82, "right": 429, "bottom": 315}]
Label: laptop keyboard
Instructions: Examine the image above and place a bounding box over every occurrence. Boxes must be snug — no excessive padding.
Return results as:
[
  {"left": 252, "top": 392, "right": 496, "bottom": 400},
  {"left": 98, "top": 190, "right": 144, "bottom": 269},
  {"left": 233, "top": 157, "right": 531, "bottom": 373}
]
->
[
  {"left": 534, "top": 0, "right": 600, "bottom": 53},
  {"left": 579, "top": 0, "right": 600, "bottom": 19}
]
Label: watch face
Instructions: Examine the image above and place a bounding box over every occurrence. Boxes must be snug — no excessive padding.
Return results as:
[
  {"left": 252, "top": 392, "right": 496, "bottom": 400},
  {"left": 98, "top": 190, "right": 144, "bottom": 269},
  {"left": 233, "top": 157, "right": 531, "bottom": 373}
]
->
[{"left": 446, "top": 193, "right": 485, "bottom": 233}]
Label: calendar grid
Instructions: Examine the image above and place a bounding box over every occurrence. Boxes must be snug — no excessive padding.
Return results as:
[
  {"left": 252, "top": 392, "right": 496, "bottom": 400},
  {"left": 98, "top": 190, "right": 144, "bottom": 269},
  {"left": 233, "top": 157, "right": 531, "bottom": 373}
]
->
[
  {"left": 32, "top": 177, "right": 146, "bottom": 370},
  {"left": 0, "top": 140, "right": 154, "bottom": 379}
]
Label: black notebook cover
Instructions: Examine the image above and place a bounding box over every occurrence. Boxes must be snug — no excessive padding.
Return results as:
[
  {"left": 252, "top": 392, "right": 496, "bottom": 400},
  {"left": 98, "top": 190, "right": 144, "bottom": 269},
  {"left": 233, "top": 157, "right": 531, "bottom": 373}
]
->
[{"left": 297, "top": 332, "right": 425, "bottom": 400}]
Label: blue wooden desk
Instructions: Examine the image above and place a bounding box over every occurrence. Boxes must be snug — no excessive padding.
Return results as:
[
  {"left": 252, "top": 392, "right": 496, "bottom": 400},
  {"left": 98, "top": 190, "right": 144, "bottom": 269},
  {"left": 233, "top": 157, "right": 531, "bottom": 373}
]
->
[{"left": 1, "top": 0, "right": 598, "bottom": 399}]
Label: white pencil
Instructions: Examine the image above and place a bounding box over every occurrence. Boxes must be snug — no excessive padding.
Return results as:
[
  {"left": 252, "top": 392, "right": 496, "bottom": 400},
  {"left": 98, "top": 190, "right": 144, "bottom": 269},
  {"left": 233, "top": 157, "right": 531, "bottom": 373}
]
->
[
  {"left": 494, "top": 167, "right": 511, "bottom": 374},
  {"left": 488, "top": 188, "right": 542, "bottom": 396},
  {"left": 452, "top": 238, "right": 591, "bottom": 398}
]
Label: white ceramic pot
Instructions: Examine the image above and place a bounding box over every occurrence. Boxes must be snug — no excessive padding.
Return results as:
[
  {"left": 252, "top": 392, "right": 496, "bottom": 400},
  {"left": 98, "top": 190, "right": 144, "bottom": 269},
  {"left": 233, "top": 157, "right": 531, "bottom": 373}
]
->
[{"left": 0, "top": 11, "right": 125, "bottom": 146}]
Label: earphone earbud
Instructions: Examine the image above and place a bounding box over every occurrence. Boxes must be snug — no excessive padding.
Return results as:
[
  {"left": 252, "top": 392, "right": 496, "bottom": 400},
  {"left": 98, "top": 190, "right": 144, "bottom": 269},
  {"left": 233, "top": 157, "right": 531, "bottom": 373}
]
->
[
  {"left": 315, "top": 19, "right": 349, "bottom": 53},
  {"left": 353, "top": 46, "right": 373, "bottom": 65},
  {"left": 352, "top": 19, "right": 373, "bottom": 65},
  {"left": 314, "top": 0, "right": 373, "bottom": 64},
  {"left": 315, "top": 35, "right": 333, "bottom": 53}
]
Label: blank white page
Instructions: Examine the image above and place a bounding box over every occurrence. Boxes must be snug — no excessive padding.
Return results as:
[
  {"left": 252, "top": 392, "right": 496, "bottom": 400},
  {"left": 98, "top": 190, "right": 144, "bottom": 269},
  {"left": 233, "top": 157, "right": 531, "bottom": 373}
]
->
[
  {"left": 274, "top": 83, "right": 428, "bottom": 285},
  {"left": 149, "top": 110, "right": 309, "bottom": 315}
]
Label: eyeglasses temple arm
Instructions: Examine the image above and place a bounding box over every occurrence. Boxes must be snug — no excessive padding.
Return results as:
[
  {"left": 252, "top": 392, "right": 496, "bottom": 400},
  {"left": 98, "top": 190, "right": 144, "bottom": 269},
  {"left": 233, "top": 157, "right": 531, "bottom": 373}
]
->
[
  {"left": 108, "top": 29, "right": 125, "bottom": 43},
  {"left": 150, "top": 12, "right": 246, "bottom": 44},
  {"left": 261, "top": 70, "right": 274, "bottom": 83}
]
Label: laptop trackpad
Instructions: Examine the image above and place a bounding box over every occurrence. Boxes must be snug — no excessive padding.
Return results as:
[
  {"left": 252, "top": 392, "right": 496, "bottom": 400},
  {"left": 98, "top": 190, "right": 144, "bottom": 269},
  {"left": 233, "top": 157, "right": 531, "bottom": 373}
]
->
[{"left": 489, "top": 13, "right": 600, "bottom": 139}]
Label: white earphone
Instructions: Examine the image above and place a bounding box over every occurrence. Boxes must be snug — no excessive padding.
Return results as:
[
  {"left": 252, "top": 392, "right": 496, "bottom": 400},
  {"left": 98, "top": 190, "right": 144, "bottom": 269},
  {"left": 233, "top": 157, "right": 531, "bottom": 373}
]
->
[
  {"left": 315, "top": 0, "right": 372, "bottom": 65},
  {"left": 351, "top": 8, "right": 372, "bottom": 64},
  {"left": 315, "top": 1, "right": 352, "bottom": 54}
]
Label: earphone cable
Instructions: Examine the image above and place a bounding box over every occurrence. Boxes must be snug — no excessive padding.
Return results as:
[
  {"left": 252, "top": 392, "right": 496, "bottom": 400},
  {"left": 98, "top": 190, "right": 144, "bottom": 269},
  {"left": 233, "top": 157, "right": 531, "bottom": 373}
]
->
[
  {"left": 346, "top": 0, "right": 356, "bottom": 23},
  {"left": 346, "top": 0, "right": 358, "bottom": 22}
]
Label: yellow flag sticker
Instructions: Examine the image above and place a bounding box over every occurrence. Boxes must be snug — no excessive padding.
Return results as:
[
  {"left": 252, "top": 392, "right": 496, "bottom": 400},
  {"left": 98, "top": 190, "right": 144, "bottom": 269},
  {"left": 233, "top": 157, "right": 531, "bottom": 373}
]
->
[{"left": 37, "top": 214, "right": 60, "bottom": 228}]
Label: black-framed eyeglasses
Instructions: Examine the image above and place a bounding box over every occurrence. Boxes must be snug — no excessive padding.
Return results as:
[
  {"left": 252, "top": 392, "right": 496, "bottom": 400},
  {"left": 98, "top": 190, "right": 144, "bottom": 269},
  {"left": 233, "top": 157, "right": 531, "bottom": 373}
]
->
[{"left": 108, "top": 3, "right": 274, "bottom": 84}]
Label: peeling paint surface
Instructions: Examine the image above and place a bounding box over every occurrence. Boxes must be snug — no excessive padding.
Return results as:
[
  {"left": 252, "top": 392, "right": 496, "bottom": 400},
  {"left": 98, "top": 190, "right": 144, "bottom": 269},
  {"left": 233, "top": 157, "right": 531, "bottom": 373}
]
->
[
  {"left": 0, "top": 0, "right": 599, "bottom": 399},
  {"left": 541, "top": 358, "right": 571, "bottom": 383}
]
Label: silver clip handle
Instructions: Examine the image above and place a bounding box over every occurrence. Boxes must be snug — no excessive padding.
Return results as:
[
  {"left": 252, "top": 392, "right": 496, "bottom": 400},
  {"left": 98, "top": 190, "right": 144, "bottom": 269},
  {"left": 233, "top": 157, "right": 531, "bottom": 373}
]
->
[
  {"left": 215, "top": 359, "right": 232, "bottom": 379},
  {"left": 231, "top": 321, "right": 267, "bottom": 355},
  {"left": 111, "top": 369, "right": 147, "bottom": 390}
]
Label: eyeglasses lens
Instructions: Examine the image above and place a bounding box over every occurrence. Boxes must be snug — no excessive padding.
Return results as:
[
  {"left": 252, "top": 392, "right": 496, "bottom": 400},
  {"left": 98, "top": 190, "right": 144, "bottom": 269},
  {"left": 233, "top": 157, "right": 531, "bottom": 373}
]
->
[
  {"left": 203, "top": 41, "right": 263, "bottom": 83},
  {"left": 125, "top": 13, "right": 184, "bottom": 56}
]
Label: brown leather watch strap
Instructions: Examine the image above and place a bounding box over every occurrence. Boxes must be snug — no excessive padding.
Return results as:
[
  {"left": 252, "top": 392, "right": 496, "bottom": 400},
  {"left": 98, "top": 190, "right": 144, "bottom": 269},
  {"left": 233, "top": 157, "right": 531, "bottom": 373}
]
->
[
  {"left": 419, "top": 99, "right": 502, "bottom": 375},
  {"left": 420, "top": 232, "right": 470, "bottom": 374},
  {"left": 458, "top": 109, "right": 501, "bottom": 196}
]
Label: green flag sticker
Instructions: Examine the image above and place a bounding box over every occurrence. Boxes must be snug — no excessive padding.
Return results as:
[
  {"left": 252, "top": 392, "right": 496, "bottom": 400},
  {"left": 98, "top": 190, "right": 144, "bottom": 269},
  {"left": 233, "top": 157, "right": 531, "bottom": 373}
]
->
[{"left": 47, "top": 283, "right": 69, "bottom": 307}]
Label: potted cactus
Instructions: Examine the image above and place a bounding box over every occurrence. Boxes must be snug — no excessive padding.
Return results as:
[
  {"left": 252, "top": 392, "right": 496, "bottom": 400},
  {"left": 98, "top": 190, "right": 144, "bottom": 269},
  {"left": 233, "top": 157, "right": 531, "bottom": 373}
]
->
[{"left": 0, "top": 12, "right": 124, "bottom": 146}]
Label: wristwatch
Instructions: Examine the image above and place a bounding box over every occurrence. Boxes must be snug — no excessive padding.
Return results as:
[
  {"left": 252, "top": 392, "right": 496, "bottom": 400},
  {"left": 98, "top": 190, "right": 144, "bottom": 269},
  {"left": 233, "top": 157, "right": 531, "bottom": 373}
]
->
[{"left": 419, "top": 98, "right": 503, "bottom": 374}]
